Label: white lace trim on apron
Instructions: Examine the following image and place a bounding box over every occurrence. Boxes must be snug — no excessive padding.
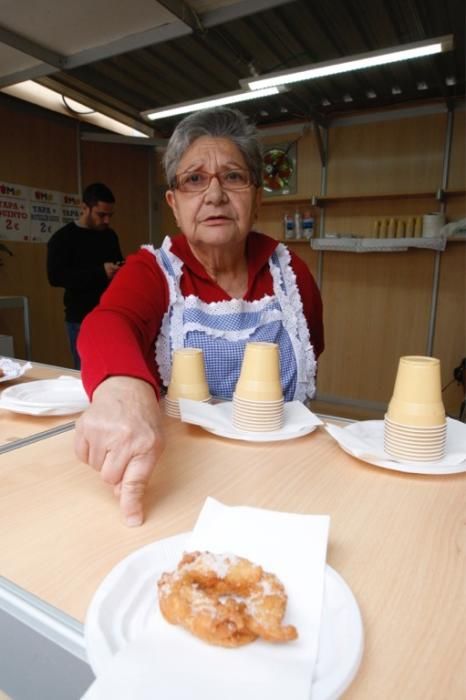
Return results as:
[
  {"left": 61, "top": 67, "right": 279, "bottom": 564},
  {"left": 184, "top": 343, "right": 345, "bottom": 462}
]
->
[{"left": 270, "top": 244, "right": 316, "bottom": 400}]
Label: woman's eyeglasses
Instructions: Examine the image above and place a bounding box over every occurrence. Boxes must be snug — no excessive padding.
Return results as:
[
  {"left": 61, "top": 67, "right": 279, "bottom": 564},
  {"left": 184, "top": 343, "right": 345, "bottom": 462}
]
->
[{"left": 173, "top": 169, "right": 253, "bottom": 193}]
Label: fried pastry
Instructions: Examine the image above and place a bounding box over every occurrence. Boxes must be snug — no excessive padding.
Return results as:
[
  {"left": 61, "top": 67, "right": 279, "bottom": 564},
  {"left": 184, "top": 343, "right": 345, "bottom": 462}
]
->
[{"left": 157, "top": 551, "right": 298, "bottom": 647}]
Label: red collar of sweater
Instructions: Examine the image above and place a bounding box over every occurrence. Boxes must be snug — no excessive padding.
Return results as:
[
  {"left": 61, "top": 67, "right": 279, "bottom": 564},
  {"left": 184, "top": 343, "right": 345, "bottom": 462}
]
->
[{"left": 169, "top": 231, "right": 279, "bottom": 283}]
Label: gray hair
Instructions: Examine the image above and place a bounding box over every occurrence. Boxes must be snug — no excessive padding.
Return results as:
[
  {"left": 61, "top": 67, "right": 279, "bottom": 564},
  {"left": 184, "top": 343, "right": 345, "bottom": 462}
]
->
[{"left": 163, "top": 107, "right": 263, "bottom": 187}]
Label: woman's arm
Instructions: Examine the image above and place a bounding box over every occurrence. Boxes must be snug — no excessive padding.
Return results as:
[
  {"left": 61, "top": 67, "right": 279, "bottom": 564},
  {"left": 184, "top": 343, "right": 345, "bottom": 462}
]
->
[
  {"left": 78, "top": 247, "right": 169, "bottom": 397},
  {"left": 76, "top": 247, "right": 170, "bottom": 526}
]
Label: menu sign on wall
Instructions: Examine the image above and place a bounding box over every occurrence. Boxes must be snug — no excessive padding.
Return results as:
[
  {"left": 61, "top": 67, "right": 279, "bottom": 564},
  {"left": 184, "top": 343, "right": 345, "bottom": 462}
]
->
[
  {"left": 0, "top": 181, "right": 80, "bottom": 243},
  {"left": 0, "top": 182, "right": 31, "bottom": 241},
  {"left": 30, "top": 188, "right": 61, "bottom": 242},
  {"left": 60, "top": 193, "right": 81, "bottom": 226}
]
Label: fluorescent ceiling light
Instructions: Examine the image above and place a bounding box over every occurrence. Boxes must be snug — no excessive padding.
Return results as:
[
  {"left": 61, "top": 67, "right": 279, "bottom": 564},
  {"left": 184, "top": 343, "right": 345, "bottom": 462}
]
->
[
  {"left": 1, "top": 81, "right": 151, "bottom": 138},
  {"left": 142, "top": 87, "right": 282, "bottom": 121},
  {"left": 245, "top": 35, "right": 453, "bottom": 91}
]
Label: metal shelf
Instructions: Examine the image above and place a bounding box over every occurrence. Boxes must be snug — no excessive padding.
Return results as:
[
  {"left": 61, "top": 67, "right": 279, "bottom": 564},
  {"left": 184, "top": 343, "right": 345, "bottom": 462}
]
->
[
  {"left": 310, "top": 236, "right": 447, "bottom": 253},
  {"left": 261, "top": 189, "right": 465, "bottom": 207},
  {"left": 312, "top": 191, "right": 437, "bottom": 204}
]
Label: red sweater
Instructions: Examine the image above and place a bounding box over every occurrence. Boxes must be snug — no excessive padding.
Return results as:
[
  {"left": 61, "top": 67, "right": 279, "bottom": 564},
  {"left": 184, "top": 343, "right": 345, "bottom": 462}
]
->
[{"left": 78, "top": 232, "right": 324, "bottom": 398}]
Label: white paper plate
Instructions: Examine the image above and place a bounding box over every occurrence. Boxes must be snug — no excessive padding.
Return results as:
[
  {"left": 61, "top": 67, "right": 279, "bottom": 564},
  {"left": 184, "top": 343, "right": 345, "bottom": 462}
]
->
[
  {"left": 198, "top": 401, "right": 320, "bottom": 442},
  {"left": 84, "top": 533, "right": 363, "bottom": 700},
  {"left": 0, "top": 378, "right": 89, "bottom": 415},
  {"left": 328, "top": 418, "right": 466, "bottom": 475}
]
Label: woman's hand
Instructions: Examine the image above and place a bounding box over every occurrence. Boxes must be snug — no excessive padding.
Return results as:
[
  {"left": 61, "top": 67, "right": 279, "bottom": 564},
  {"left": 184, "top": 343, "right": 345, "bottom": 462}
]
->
[{"left": 75, "top": 376, "right": 165, "bottom": 527}]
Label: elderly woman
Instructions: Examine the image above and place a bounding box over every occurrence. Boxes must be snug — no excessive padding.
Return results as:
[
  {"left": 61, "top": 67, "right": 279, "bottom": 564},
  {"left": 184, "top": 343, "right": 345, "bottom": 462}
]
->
[{"left": 75, "top": 107, "right": 324, "bottom": 526}]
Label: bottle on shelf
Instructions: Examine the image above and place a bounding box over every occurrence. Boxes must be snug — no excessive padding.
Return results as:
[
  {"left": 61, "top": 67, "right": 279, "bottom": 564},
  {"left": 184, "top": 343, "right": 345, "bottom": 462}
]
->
[
  {"left": 294, "top": 209, "right": 303, "bottom": 239},
  {"left": 283, "top": 212, "right": 295, "bottom": 240},
  {"left": 302, "top": 210, "right": 315, "bottom": 240}
]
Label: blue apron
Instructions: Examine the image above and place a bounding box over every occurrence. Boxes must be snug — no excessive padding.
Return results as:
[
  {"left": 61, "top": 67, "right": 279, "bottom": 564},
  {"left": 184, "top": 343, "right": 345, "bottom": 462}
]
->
[{"left": 147, "top": 237, "right": 316, "bottom": 402}]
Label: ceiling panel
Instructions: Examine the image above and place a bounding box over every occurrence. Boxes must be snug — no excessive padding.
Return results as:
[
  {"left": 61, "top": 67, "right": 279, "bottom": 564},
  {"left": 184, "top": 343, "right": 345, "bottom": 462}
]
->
[
  {"left": 0, "top": 43, "right": 38, "bottom": 74},
  {"left": 0, "top": 0, "right": 176, "bottom": 55},
  {"left": 0, "top": 0, "right": 464, "bottom": 138}
]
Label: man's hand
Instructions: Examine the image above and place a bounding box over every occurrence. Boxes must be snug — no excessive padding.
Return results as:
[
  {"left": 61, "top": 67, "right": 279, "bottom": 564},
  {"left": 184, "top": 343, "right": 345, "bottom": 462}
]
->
[{"left": 75, "top": 377, "right": 165, "bottom": 526}]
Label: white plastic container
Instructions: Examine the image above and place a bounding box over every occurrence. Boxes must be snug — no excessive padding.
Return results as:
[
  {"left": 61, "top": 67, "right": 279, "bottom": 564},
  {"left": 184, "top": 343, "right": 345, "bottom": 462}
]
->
[
  {"left": 283, "top": 212, "right": 295, "bottom": 240},
  {"left": 302, "top": 210, "right": 315, "bottom": 239},
  {"left": 422, "top": 213, "right": 446, "bottom": 238}
]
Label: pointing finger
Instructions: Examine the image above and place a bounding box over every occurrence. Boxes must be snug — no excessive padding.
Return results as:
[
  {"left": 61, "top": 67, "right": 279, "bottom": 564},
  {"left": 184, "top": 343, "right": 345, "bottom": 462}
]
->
[{"left": 119, "top": 456, "right": 154, "bottom": 527}]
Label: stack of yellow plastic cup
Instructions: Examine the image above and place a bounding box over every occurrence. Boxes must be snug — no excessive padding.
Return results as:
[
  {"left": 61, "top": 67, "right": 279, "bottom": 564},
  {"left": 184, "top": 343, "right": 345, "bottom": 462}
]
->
[
  {"left": 233, "top": 342, "right": 284, "bottom": 432},
  {"left": 384, "top": 356, "right": 446, "bottom": 461},
  {"left": 165, "top": 348, "right": 211, "bottom": 419}
]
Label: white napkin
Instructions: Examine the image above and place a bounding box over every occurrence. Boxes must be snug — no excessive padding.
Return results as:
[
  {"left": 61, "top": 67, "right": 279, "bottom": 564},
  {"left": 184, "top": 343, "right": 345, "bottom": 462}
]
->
[
  {"left": 83, "top": 497, "right": 330, "bottom": 700},
  {"left": 0, "top": 358, "right": 32, "bottom": 381},
  {"left": 325, "top": 417, "right": 466, "bottom": 467},
  {"left": 178, "top": 398, "right": 323, "bottom": 435}
]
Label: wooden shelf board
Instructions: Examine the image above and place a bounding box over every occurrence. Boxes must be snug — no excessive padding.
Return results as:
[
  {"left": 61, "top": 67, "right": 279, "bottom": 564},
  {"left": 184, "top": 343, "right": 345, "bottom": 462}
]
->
[
  {"left": 262, "top": 196, "right": 316, "bottom": 206},
  {"left": 315, "top": 191, "right": 437, "bottom": 203},
  {"left": 444, "top": 189, "right": 466, "bottom": 197}
]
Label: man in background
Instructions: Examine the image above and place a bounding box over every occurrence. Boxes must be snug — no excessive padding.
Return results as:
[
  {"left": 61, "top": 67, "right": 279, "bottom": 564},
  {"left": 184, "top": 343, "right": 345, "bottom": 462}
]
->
[{"left": 47, "top": 182, "right": 123, "bottom": 369}]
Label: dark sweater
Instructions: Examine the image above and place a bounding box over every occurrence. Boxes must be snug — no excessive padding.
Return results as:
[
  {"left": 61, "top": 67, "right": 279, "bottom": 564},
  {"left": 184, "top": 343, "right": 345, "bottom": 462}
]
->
[{"left": 47, "top": 222, "right": 123, "bottom": 323}]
